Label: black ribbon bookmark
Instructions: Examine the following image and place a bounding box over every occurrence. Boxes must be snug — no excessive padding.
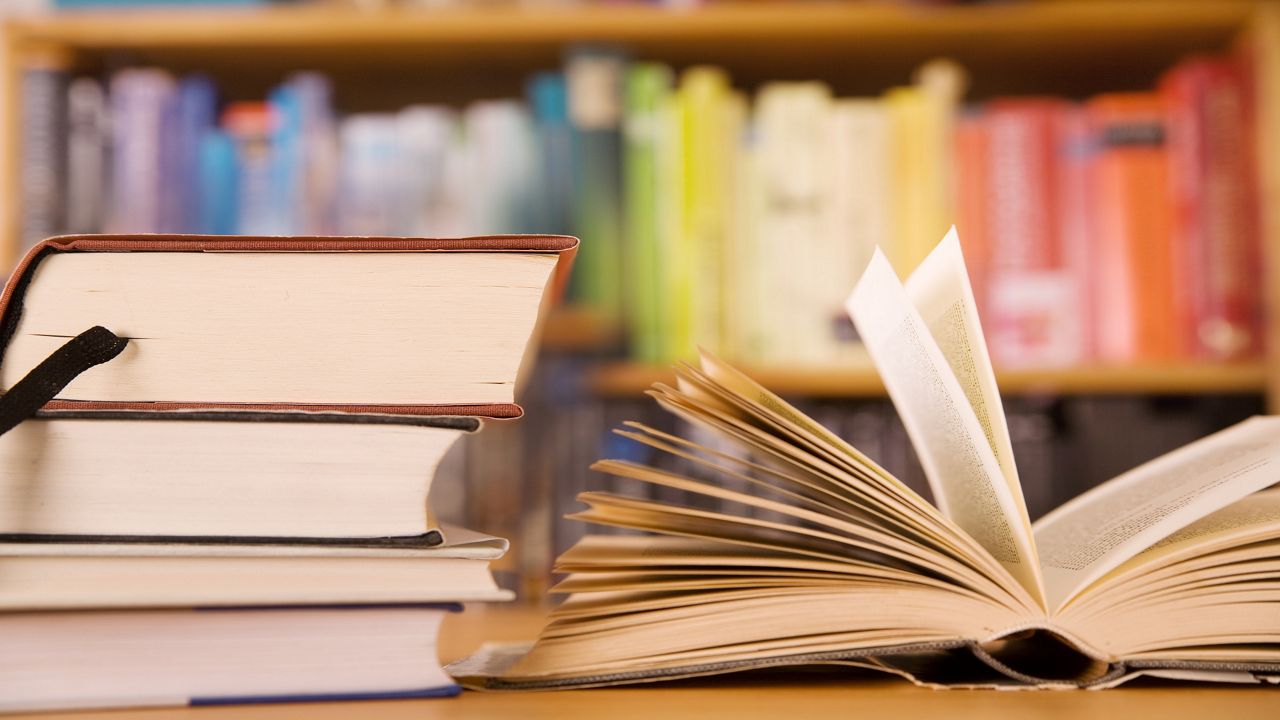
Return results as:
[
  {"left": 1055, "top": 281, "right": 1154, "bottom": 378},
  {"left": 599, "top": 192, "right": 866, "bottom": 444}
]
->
[{"left": 0, "top": 326, "right": 128, "bottom": 437}]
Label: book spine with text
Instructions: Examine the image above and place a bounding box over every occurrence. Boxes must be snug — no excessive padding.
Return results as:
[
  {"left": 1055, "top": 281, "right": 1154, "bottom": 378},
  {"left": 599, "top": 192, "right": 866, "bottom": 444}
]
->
[
  {"left": 1087, "top": 93, "right": 1180, "bottom": 362},
  {"left": 1162, "top": 57, "right": 1263, "bottom": 360}
]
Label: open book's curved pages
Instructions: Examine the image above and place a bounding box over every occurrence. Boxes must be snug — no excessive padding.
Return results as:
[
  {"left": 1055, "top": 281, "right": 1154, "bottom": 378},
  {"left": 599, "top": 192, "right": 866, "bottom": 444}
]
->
[{"left": 452, "top": 229, "right": 1280, "bottom": 689}]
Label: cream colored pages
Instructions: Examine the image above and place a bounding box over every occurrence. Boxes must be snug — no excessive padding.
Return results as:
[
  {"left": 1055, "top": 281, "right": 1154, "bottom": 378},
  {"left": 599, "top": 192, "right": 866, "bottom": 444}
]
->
[
  {"left": 1105, "top": 489, "right": 1280, "bottom": 579},
  {"left": 847, "top": 247, "right": 1044, "bottom": 607},
  {"left": 904, "top": 228, "right": 1032, "bottom": 546},
  {"left": 3, "top": 252, "right": 557, "bottom": 405},
  {"left": 1034, "top": 416, "right": 1280, "bottom": 612}
]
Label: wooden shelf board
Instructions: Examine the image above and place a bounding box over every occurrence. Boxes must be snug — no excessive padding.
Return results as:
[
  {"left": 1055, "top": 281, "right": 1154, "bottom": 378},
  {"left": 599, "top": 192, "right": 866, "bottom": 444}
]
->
[
  {"left": 540, "top": 306, "right": 621, "bottom": 352},
  {"left": 587, "top": 361, "right": 1270, "bottom": 398},
  {"left": 5, "top": 2, "right": 1255, "bottom": 51}
]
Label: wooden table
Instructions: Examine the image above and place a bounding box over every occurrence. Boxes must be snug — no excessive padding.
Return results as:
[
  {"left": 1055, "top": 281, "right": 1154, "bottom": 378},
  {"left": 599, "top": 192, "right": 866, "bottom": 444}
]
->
[{"left": 17, "top": 604, "right": 1280, "bottom": 719}]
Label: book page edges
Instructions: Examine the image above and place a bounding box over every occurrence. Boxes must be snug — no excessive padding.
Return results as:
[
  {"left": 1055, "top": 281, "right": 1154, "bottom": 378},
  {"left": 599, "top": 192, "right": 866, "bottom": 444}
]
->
[
  {"left": 452, "top": 633, "right": 1280, "bottom": 690},
  {"left": 0, "top": 233, "right": 578, "bottom": 414}
]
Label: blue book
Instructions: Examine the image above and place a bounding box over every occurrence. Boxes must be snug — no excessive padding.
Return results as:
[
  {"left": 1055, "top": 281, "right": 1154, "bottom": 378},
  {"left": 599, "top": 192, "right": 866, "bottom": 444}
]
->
[
  {"left": 4, "top": 604, "right": 463, "bottom": 713},
  {"left": 526, "top": 72, "right": 574, "bottom": 236},
  {"left": 196, "top": 128, "right": 238, "bottom": 234},
  {"left": 159, "top": 74, "right": 217, "bottom": 233},
  {"left": 267, "top": 81, "right": 302, "bottom": 234}
]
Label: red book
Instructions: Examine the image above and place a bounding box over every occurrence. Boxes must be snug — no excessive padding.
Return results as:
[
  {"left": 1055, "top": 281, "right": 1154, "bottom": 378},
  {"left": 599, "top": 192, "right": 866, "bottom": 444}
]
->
[
  {"left": 981, "top": 98, "right": 1082, "bottom": 366},
  {"left": 1161, "top": 55, "right": 1262, "bottom": 360},
  {"left": 1055, "top": 105, "right": 1097, "bottom": 363},
  {"left": 1086, "top": 93, "right": 1181, "bottom": 362}
]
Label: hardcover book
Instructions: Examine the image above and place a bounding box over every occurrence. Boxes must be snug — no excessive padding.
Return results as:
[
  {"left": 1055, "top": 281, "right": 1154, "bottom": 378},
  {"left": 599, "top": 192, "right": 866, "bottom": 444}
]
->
[
  {"left": 0, "top": 411, "right": 479, "bottom": 542},
  {"left": 3, "top": 604, "right": 462, "bottom": 713},
  {"left": 0, "top": 234, "right": 577, "bottom": 418},
  {"left": 453, "top": 230, "right": 1280, "bottom": 689},
  {"left": 0, "top": 525, "right": 512, "bottom": 610}
]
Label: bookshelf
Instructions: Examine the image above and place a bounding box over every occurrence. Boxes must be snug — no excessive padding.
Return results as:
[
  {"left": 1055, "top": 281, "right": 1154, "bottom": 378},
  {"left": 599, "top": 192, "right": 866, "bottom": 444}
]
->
[
  {"left": 1, "top": 1, "right": 1278, "bottom": 404},
  {"left": 586, "top": 360, "right": 1272, "bottom": 398}
]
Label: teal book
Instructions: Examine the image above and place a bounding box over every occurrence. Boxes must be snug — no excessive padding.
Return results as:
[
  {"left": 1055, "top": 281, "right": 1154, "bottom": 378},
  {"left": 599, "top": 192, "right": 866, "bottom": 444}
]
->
[
  {"left": 527, "top": 72, "right": 574, "bottom": 237},
  {"left": 566, "top": 47, "right": 626, "bottom": 319}
]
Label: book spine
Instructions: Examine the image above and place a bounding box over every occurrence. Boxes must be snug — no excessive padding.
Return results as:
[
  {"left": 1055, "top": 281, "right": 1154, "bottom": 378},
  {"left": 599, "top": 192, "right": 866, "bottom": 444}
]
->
[
  {"left": 826, "top": 99, "right": 890, "bottom": 360},
  {"left": 19, "top": 58, "right": 69, "bottom": 250},
  {"left": 163, "top": 74, "right": 217, "bottom": 233},
  {"left": 622, "top": 63, "right": 673, "bottom": 363},
  {"left": 1087, "top": 93, "right": 1179, "bottom": 362},
  {"left": 679, "top": 67, "right": 734, "bottom": 358},
  {"left": 952, "top": 110, "right": 991, "bottom": 320},
  {"left": 983, "top": 99, "right": 1081, "bottom": 367},
  {"left": 1162, "top": 57, "right": 1263, "bottom": 360},
  {"left": 287, "top": 73, "right": 339, "bottom": 236},
  {"left": 196, "top": 129, "right": 239, "bottom": 235},
  {"left": 1056, "top": 106, "right": 1097, "bottom": 363},
  {"left": 266, "top": 80, "right": 303, "bottom": 235},
  {"left": 224, "top": 102, "right": 281, "bottom": 236},
  {"left": 106, "top": 69, "right": 175, "bottom": 234},
  {"left": 566, "top": 47, "right": 626, "bottom": 320},
  {"left": 396, "top": 104, "right": 458, "bottom": 237},
  {"left": 462, "top": 100, "right": 538, "bottom": 235},
  {"left": 657, "top": 86, "right": 689, "bottom": 359},
  {"left": 755, "top": 82, "right": 834, "bottom": 363},
  {"left": 527, "top": 72, "right": 575, "bottom": 237},
  {"left": 884, "top": 62, "right": 961, "bottom": 276},
  {"left": 64, "top": 77, "right": 107, "bottom": 235},
  {"left": 727, "top": 106, "right": 764, "bottom": 363}
]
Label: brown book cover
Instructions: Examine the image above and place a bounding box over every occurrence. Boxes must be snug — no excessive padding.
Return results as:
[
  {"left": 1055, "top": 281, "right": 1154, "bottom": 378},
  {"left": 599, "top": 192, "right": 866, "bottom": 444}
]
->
[{"left": 0, "top": 234, "right": 579, "bottom": 419}]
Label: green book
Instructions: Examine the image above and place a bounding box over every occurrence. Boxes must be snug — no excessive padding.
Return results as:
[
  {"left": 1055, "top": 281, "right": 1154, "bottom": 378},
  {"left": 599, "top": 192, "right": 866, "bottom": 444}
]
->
[
  {"left": 566, "top": 47, "right": 626, "bottom": 319},
  {"left": 622, "top": 63, "right": 673, "bottom": 362}
]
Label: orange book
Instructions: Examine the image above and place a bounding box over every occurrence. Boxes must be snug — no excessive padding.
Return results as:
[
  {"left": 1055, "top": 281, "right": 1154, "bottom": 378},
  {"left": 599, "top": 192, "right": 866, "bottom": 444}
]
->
[
  {"left": 1086, "top": 93, "right": 1181, "bottom": 362},
  {"left": 952, "top": 111, "right": 991, "bottom": 318}
]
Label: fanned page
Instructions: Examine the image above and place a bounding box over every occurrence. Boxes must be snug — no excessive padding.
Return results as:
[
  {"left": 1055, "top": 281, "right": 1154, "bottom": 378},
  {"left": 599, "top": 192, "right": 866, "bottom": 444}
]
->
[
  {"left": 903, "top": 230, "right": 1031, "bottom": 545},
  {"left": 846, "top": 243, "right": 1044, "bottom": 608},
  {"left": 1034, "top": 416, "right": 1280, "bottom": 613}
]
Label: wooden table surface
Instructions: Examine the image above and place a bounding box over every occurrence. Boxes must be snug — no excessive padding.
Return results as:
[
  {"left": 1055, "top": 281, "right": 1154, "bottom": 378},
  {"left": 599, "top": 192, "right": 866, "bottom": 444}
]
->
[{"left": 17, "top": 603, "right": 1280, "bottom": 719}]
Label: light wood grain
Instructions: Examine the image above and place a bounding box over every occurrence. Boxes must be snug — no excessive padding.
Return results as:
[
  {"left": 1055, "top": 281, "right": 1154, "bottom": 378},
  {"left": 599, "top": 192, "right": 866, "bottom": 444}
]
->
[
  {"left": 3, "top": 2, "right": 1254, "bottom": 50},
  {"left": 541, "top": 306, "right": 621, "bottom": 353},
  {"left": 12, "top": 604, "right": 1278, "bottom": 720},
  {"left": 586, "top": 361, "right": 1270, "bottom": 398}
]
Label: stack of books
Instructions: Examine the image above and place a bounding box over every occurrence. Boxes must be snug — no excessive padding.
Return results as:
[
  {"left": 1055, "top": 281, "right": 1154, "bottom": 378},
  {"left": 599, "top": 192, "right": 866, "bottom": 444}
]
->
[{"left": 0, "top": 232, "right": 577, "bottom": 712}]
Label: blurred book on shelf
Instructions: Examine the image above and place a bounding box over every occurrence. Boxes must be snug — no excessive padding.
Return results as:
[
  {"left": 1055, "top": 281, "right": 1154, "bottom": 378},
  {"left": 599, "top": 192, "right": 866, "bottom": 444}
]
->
[{"left": 21, "top": 46, "right": 1262, "bottom": 370}]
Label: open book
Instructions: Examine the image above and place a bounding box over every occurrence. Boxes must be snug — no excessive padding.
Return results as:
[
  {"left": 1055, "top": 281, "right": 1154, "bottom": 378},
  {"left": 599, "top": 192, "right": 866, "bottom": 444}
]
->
[{"left": 452, "top": 229, "right": 1280, "bottom": 689}]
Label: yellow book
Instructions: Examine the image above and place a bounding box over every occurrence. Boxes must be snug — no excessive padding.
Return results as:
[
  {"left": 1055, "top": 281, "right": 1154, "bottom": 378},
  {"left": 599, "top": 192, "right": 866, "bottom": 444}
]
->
[
  {"left": 656, "top": 85, "right": 688, "bottom": 360},
  {"left": 678, "top": 67, "right": 735, "bottom": 358},
  {"left": 885, "top": 61, "right": 964, "bottom": 275}
]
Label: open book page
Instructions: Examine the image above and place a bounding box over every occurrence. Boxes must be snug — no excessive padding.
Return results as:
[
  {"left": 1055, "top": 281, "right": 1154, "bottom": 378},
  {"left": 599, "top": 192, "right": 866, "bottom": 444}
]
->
[
  {"left": 1099, "top": 489, "right": 1280, "bottom": 584},
  {"left": 1056, "top": 491, "right": 1280, "bottom": 637},
  {"left": 904, "top": 228, "right": 1031, "bottom": 545},
  {"left": 582, "top": 457, "right": 1018, "bottom": 605},
  {"left": 846, "top": 247, "right": 1045, "bottom": 608},
  {"left": 670, "top": 355, "right": 1038, "bottom": 612},
  {"left": 1034, "top": 416, "right": 1280, "bottom": 613}
]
